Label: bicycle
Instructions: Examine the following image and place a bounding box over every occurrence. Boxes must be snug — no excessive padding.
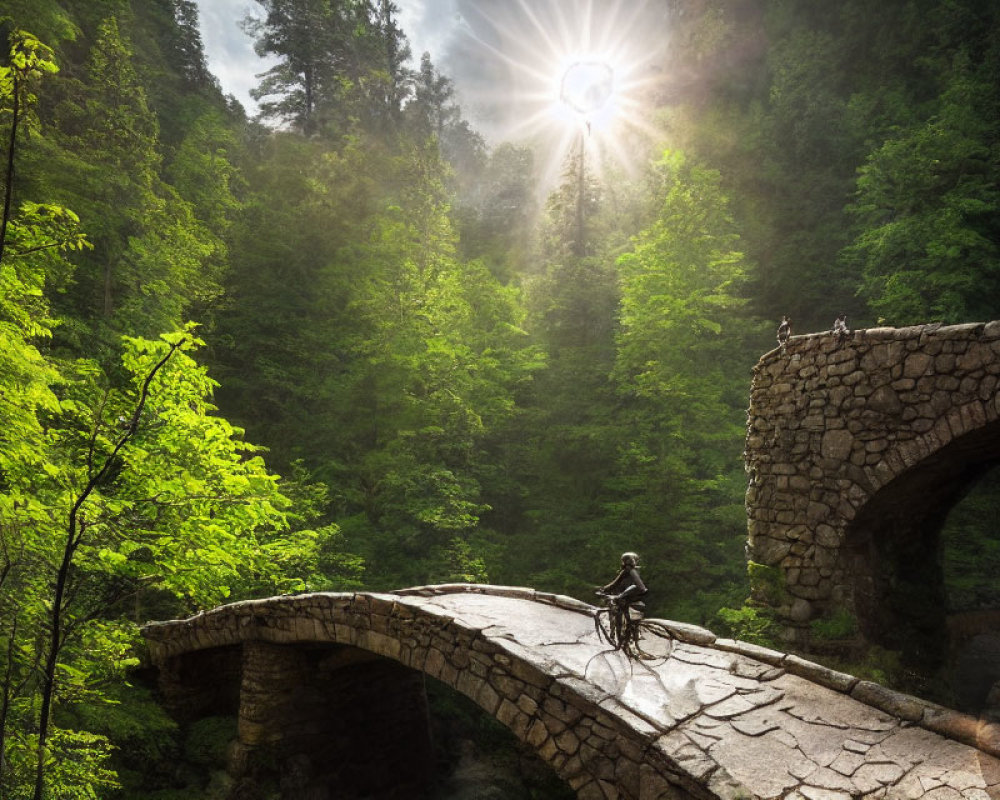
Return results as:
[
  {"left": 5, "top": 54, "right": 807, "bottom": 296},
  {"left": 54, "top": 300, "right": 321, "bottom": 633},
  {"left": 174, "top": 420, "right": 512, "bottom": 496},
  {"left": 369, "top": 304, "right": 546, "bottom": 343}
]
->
[{"left": 592, "top": 591, "right": 672, "bottom": 661}]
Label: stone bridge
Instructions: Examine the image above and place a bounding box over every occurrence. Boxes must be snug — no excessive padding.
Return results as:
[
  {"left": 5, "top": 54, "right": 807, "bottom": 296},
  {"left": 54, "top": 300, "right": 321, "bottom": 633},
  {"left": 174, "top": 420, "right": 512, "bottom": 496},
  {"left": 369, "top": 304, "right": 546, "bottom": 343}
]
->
[
  {"left": 745, "top": 322, "right": 1000, "bottom": 675},
  {"left": 142, "top": 584, "right": 1000, "bottom": 800}
]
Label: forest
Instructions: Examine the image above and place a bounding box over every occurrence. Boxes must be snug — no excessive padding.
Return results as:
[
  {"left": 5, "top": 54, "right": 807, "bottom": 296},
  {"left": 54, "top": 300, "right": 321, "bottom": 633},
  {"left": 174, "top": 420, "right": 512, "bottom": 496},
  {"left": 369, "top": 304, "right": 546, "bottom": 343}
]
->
[{"left": 0, "top": 0, "right": 998, "bottom": 797}]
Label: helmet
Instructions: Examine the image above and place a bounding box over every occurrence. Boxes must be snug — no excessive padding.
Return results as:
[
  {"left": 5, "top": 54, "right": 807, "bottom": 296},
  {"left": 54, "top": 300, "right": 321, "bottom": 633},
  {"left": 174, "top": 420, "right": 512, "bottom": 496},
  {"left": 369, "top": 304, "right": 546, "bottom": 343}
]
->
[{"left": 620, "top": 551, "right": 639, "bottom": 568}]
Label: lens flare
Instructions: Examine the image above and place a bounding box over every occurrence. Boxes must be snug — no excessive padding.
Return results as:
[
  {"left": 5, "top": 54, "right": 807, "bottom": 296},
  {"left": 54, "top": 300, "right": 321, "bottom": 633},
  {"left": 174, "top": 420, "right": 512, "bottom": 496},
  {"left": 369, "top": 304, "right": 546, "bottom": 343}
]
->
[
  {"left": 445, "top": 0, "right": 668, "bottom": 189},
  {"left": 560, "top": 61, "right": 614, "bottom": 117}
]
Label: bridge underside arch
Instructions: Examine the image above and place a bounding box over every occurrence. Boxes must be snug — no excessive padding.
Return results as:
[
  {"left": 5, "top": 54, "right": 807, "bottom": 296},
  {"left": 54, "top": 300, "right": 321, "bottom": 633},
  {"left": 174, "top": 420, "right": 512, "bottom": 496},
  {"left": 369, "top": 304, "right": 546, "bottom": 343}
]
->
[
  {"left": 153, "top": 638, "right": 581, "bottom": 800},
  {"left": 156, "top": 641, "right": 437, "bottom": 799},
  {"left": 845, "top": 419, "right": 1000, "bottom": 668},
  {"left": 145, "top": 592, "right": 704, "bottom": 800}
]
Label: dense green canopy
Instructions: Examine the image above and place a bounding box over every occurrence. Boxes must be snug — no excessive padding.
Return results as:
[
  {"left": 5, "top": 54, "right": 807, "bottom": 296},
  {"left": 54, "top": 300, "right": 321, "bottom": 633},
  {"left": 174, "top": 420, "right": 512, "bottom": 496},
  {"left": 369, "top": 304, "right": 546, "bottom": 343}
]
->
[{"left": 1, "top": 0, "right": 998, "bottom": 796}]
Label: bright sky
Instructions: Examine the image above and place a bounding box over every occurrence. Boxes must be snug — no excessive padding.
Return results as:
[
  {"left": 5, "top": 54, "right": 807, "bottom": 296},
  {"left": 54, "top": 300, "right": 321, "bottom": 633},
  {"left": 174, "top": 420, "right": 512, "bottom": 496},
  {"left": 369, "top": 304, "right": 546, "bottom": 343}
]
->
[
  {"left": 193, "top": 0, "right": 672, "bottom": 163},
  {"left": 193, "top": 0, "right": 447, "bottom": 114}
]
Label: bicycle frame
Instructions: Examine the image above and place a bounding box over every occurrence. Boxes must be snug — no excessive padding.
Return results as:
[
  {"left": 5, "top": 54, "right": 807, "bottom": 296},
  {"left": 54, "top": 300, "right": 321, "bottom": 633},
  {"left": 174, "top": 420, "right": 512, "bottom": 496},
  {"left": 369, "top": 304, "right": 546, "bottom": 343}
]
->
[{"left": 593, "top": 593, "right": 643, "bottom": 655}]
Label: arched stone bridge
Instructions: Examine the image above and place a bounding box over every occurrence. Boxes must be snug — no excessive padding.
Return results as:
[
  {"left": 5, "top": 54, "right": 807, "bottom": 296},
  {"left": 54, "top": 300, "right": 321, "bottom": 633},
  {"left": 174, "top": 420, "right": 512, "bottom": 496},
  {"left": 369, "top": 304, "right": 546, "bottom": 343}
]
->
[
  {"left": 745, "top": 322, "right": 1000, "bottom": 668},
  {"left": 142, "top": 584, "right": 1000, "bottom": 800}
]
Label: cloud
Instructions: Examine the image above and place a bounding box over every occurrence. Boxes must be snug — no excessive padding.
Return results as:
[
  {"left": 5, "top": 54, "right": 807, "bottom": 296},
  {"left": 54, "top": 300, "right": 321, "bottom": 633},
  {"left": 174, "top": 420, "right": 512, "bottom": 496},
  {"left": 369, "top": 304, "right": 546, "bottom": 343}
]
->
[
  {"left": 194, "top": 0, "right": 277, "bottom": 112},
  {"left": 395, "top": 0, "right": 462, "bottom": 63},
  {"left": 193, "top": 0, "right": 673, "bottom": 140}
]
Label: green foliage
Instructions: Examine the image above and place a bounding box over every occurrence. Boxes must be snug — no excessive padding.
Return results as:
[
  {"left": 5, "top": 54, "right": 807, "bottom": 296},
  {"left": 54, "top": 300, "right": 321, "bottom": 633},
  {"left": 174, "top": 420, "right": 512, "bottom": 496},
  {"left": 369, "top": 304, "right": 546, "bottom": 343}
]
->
[
  {"left": 0, "top": 327, "right": 303, "bottom": 797},
  {"left": 71, "top": 683, "right": 178, "bottom": 766},
  {"left": 810, "top": 607, "right": 859, "bottom": 641},
  {"left": 425, "top": 679, "right": 575, "bottom": 800},
  {"left": 183, "top": 717, "right": 236, "bottom": 768},
  {"left": 4, "top": 2, "right": 1000, "bottom": 796},
  {"left": 941, "top": 464, "right": 1000, "bottom": 612},
  {"left": 825, "top": 646, "right": 907, "bottom": 690},
  {"left": 847, "top": 56, "right": 1000, "bottom": 324},
  {"left": 246, "top": 0, "right": 412, "bottom": 136},
  {"left": 608, "top": 150, "right": 757, "bottom": 618},
  {"left": 17, "top": 14, "right": 225, "bottom": 358},
  {"left": 747, "top": 561, "right": 788, "bottom": 606},
  {"left": 213, "top": 132, "right": 541, "bottom": 589},
  {"left": 714, "top": 604, "right": 778, "bottom": 648}
]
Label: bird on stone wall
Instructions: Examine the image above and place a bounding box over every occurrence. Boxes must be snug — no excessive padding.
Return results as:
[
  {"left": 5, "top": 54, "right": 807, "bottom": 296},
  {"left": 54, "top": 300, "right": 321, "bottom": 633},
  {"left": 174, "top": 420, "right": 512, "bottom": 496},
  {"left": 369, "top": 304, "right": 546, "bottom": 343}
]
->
[
  {"left": 777, "top": 315, "right": 791, "bottom": 352},
  {"left": 832, "top": 314, "right": 851, "bottom": 345}
]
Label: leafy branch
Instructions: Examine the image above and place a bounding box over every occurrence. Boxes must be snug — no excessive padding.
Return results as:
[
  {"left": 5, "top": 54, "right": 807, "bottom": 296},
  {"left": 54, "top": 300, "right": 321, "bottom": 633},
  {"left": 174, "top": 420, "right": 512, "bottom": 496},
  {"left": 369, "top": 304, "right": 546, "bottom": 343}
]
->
[{"left": 32, "top": 337, "right": 184, "bottom": 800}]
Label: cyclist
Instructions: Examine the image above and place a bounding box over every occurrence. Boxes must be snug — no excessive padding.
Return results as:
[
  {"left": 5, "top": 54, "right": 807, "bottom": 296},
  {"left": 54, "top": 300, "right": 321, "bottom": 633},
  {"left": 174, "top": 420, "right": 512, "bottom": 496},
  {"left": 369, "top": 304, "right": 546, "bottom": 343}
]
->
[{"left": 597, "top": 552, "right": 648, "bottom": 645}]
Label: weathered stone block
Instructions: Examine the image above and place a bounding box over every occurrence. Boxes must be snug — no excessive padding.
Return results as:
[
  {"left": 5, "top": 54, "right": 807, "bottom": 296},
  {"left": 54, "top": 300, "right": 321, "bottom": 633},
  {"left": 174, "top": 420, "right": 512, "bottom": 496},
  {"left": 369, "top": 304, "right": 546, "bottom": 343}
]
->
[
  {"left": 614, "top": 757, "right": 641, "bottom": 799},
  {"left": 439, "top": 661, "right": 459, "bottom": 686},
  {"left": 821, "top": 429, "right": 854, "bottom": 460},
  {"left": 456, "top": 666, "right": 482, "bottom": 699},
  {"left": 752, "top": 535, "right": 793, "bottom": 566},
  {"left": 504, "top": 653, "right": 553, "bottom": 689},
  {"left": 798, "top": 568, "right": 820, "bottom": 587},
  {"left": 646, "top": 619, "right": 717, "bottom": 646},
  {"left": 556, "top": 728, "right": 581, "bottom": 755},
  {"left": 543, "top": 696, "right": 583, "bottom": 726},
  {"left": 867, "top": 385, "right": 903, "bottom": 415},
  {"left": 903, "top": 352, "right": 933, "bottom": 377},
  {"left": 790, "top": 475, "right": 812, "bottom": 492},
  {"left": 526, "top": 718, "right": 550, "bottom": 749},
  {"left": 806, "top": 501, "right": 831, "bottom": 525},
  {"left": 934, "top": 352, "right": 957, "bottom": 373},
  {"left": 862, "top": 341, "right": 905, "bottom": 370},
  {"left": 851, "top": 681, "right": 926, "bottom": 721},
  {"left": 958, "top": 343, "right": 989, "bottom": 371},
  {"left": 803, "top": 414, "right": 827, "bottom": 430},
  {"left": 784, "top": 654, "right": 858, "bottom": 693},
  {"left": 496, "top": 698, "right": 531, "bottom": 740},
  {"left": 789, "top": 597, "right": 812, "bottom": 622},
  {"left": 961, "top": 400, "right": 987, "bottom": 429}
]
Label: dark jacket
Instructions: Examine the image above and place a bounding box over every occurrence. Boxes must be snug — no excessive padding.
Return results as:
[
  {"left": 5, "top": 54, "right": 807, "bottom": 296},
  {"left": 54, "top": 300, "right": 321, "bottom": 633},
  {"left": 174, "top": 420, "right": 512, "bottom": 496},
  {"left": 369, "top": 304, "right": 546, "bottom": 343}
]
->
[{"left": 601, "top": 567, "right": 647, "bottom": 604}]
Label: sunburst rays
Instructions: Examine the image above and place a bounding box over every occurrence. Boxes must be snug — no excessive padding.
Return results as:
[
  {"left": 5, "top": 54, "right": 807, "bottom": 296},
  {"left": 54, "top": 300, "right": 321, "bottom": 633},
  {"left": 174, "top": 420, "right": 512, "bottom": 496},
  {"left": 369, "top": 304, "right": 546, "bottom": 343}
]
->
[{"left": 450, "top": 0, "right": 667, "bottom": 188}]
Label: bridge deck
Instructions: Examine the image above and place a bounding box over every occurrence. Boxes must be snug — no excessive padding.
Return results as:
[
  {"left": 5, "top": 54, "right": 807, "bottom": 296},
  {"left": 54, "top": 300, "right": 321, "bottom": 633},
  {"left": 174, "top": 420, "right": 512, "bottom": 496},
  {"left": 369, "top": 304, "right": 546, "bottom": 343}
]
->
[
  {"left": 412, "top": 591, "right": 1000, "bottom": 799},
  {"left": 143, "top": 586, "right": 1000, "bottom": 799}
]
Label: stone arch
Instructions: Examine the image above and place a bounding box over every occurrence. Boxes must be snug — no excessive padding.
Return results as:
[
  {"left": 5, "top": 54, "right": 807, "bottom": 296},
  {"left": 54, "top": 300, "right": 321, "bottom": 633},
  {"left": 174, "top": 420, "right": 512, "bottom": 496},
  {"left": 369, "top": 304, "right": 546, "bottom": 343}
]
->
[
  {"left": 842, "top": 407, "right": 1000, "bottom": 668},
  {"left": 143, "top": 590, "right": 709, "bottom": 800},
  {"left": 744, "top": 321, "right": 1000, "bottom": 654},
  {"left": 144, "top": 586, "right": 1000, "bottom": 798}
]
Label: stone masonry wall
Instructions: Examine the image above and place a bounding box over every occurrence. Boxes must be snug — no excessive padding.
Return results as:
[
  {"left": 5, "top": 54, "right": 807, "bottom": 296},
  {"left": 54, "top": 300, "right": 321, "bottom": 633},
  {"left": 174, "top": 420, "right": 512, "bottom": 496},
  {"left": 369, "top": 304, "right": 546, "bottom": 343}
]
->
[
  {"left": 745, "top": 321, "right": 1000, "bottom": 645},
  {"left": 228, "top": 641, "right": 435, "bottom": 798}
]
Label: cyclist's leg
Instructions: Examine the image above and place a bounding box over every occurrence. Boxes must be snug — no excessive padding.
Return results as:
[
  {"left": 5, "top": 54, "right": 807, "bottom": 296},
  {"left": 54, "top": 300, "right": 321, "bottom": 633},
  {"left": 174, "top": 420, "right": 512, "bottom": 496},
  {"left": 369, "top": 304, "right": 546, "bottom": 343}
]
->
[
  {"left": 594, "top": 607, "right": 611, "bottom": 644},
  {"left": 612, "top": 606, "right": 625, "bottom": 648},
  {"left": 629, "top": 607, "right": 642, "bottom": 646},
  {"left": 621, "top": 604, "right": 644, "bottom": 657}
]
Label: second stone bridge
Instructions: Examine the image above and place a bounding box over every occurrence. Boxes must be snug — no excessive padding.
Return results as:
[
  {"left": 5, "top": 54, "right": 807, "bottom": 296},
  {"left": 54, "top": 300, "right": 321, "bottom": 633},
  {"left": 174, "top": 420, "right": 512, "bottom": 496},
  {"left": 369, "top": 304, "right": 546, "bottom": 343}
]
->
[
  {"left": 745, "top": 321, "right": 1000, "bottom": 676},
  {"left": 142, "top": 584, "right": 1000, "bottom": 800}
]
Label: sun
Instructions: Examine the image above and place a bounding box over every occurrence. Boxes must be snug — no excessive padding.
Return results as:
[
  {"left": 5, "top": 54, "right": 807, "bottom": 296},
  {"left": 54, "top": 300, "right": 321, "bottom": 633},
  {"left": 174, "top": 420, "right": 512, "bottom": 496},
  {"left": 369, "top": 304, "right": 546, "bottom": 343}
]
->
[
  {"left": 446, "top": 0, "right": 665, "bottom": 188},
  {"left": 557, "top": 59, "right": 616, "bottom": 130}
]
